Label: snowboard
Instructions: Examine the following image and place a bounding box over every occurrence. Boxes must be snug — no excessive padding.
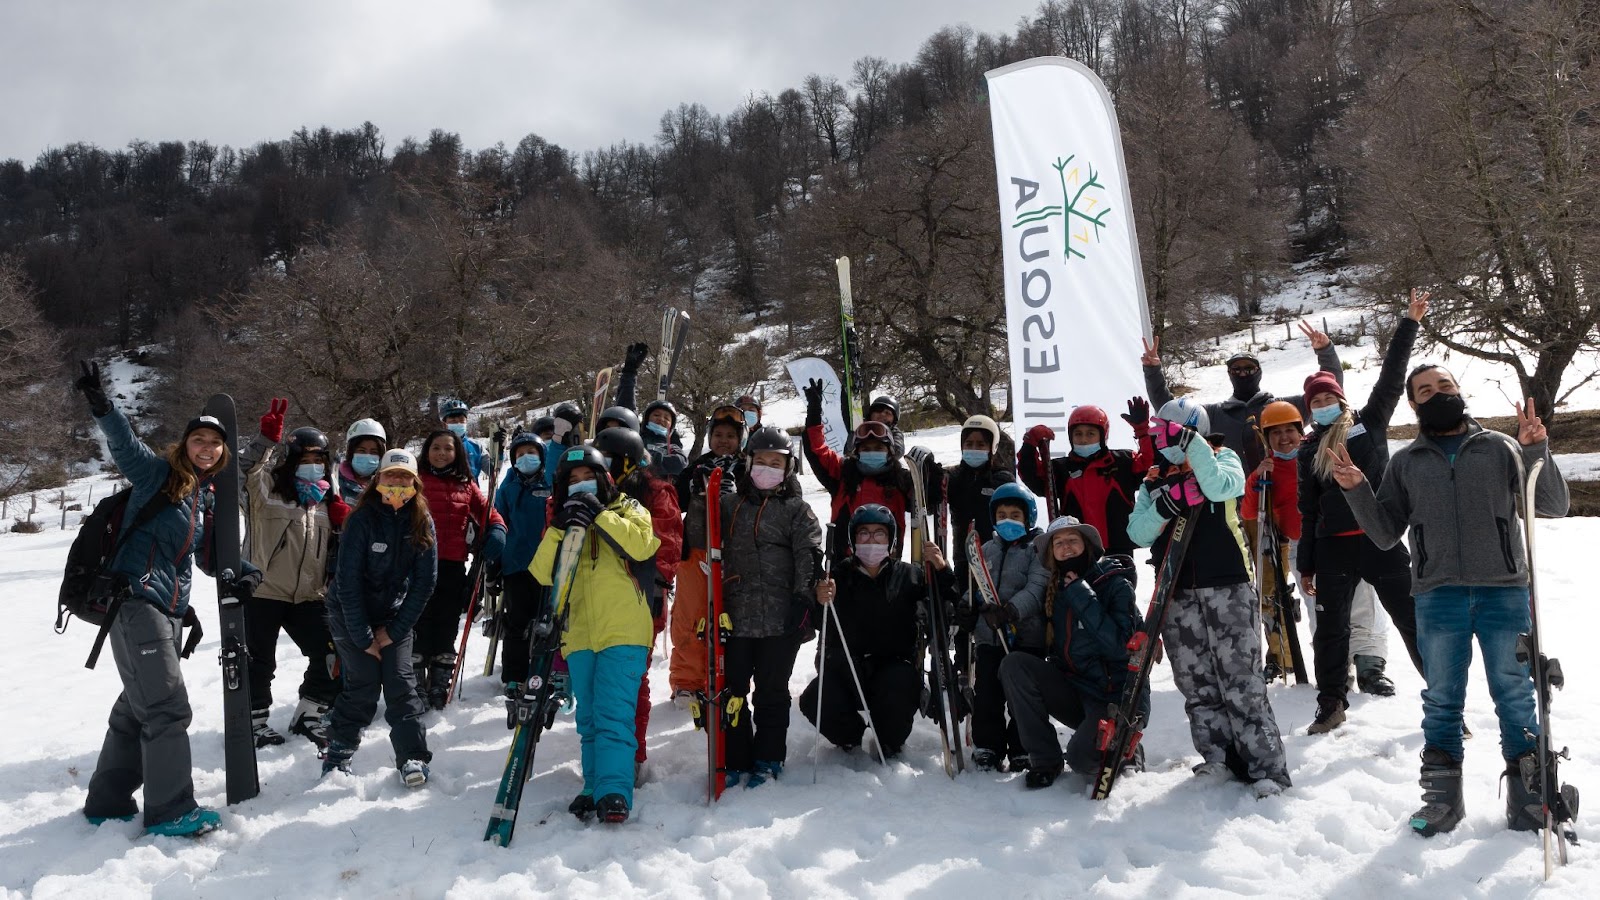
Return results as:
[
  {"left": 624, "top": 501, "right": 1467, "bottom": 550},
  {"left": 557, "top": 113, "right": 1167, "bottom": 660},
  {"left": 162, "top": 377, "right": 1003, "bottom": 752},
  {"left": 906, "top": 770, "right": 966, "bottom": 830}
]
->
[{"left": 203, "top": 393, "right": 260, "bottom": 805}]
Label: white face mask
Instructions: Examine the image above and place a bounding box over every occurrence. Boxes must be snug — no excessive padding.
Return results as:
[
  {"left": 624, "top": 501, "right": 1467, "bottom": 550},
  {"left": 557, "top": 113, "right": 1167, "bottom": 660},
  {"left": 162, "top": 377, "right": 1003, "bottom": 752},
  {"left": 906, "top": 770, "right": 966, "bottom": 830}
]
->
[{"left": 854, "top": 543, "right": 890, "bottom": 567}]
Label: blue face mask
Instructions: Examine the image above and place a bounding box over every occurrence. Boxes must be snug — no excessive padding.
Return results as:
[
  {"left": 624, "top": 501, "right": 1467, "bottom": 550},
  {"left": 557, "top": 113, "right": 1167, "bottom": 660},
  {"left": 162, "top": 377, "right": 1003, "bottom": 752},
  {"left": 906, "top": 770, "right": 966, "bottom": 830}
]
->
[
  {"left": 295, "top": 463, "right": 324, "bottom": 482},
  {"left": 568, "top": 479, "right": 598, "bottom": 496},
  {"left": 646, "top": 421, "right": 668, "bottom": 438},
  {"left": 743, "top": 411, "right": 759, "bottom": 428},
  {"left": 961, "top": 449, "right": 989, "bottom": 468},
  {"left": 1311, "top": 404, "right": 1343, "bottom": 426},
  {"left": 1072, "top": 442, "right": 1102, "bottom": 458},
  {"left": 995, "top": 520, "right": 1027, "bottom": 542},
  {"left": 514, "top": 454, "right": 541, "bottom": 476},
  {"left": 351, "top": 453, "right": 380, "bottom": 477},
  {"left": 446, "top": 422, "right": 467, "bottom": 438},
  {"left": 858, "top": 451, "right": 888, "bottom": 471},
  {"left": 1160, "top": 445, "right": 1187, "bottom": 465},
  {"left": 1273, "top": 449, "right": 1298, "bottom": 461}
]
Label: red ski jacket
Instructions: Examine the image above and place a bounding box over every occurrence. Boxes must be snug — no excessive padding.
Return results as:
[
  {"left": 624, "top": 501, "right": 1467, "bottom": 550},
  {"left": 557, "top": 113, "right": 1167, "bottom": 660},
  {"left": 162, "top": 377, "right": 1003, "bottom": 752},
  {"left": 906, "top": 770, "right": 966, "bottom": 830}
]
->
[{"left": 419, "top": 472, "right": 504, "bottom": 563}]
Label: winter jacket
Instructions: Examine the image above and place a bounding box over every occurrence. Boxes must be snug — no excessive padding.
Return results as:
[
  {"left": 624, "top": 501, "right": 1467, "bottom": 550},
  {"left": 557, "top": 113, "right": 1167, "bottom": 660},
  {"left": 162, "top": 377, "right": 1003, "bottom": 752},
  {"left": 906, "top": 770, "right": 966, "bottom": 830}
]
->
[
  {"left": 336, "top": 458, "right": 371, "bottom": 506},
  {"left": 969, "top": 530, "right": 1049, "bottom": 649},
  {"left": 819, "top": 558, "right": 957, "bottom": 668},
  {"left": 1128, "top": 441, "right": 1252, "bottom": 589},
  {"left": 611, "top": 367, "right": 689, "bottom": 476},
  {"left": 462, "top": 437, "right": 490, "bottom": 480},
  {"left": 96, "top": 406, "right": 225, "bottom": 618},
  {"left": 419, "top": 471, "right": 506, "bottom": 564},
  {"left": 1343, "top": 421, "right": 1568, "bottom": 595},
  {"left": 329, "top": 499, "right": 438, "bottom": 648},
  {"left": 1017, "top": 439, "right": 1154, "bottom": 557},
  {"left": 677, "top": 451, "right": 741, "bottom": 555},
  {"left": 530, "top": 495, "right": 660, "bottom": 654},
  {"left": 245, "top": 444, "right": 336, "bottom": 603},
  {"left": 495, "top": 470, "right": 552, "bottom": 576},
  {"left": 944, "top": 460, "right": 1013, "bottom": 552},
  {"left": 1296, "top": 317, "right": 1417, "bottom": 574},
  {"left": 1046, "top": 554, "right": 1141, "bottom": 697},
  {"left": 1242, "top": 456, "right": 1301, "bottom": 541},
  {"left": 621, "top": 468, "right": 683, "bottom": 619},
  {"left": 720, "top": 473, "right": 822, "bottom": 639},
  {"left": 1144, "top": 341, "right": 1343, "bottom": 461},
  {"left": 804, "top": 422, "right": 912, "bottom": 556}
]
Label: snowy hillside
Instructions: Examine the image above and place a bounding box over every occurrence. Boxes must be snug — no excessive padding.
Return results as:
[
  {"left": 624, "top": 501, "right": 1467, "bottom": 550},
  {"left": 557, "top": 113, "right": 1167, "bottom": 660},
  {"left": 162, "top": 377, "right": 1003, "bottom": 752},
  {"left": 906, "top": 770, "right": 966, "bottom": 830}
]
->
[{"left": 0, "top": 419, "right": 1594, "bottom": 898}]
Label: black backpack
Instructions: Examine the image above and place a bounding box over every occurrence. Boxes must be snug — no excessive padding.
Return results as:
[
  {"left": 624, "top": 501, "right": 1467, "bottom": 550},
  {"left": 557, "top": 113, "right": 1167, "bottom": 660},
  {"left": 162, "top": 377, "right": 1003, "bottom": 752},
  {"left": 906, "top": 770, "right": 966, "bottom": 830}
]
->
[{"left": 57, "top": 487, "right": 201, "bottom": 668}]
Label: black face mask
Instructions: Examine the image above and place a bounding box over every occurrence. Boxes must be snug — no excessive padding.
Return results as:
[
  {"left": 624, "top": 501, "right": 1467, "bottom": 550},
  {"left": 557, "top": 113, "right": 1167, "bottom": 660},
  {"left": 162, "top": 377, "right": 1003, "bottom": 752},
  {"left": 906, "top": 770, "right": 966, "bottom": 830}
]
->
[
  {"left": 1415, "top": 392, "right": 1467, "bottom": 433},
  {"left": 1057, "top": 548, "right": 1095, "bottom": 579},
  {"left": 1229, "top": 371, "right": 1262, "bottom": 400}
]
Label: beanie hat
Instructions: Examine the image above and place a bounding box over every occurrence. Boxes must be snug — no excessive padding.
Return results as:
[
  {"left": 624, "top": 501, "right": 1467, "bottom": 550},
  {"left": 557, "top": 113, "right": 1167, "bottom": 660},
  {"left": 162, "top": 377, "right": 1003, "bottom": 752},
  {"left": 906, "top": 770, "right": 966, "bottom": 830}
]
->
[{"left": 1302, "top": 371, "right": 1346, "bottom": 403}]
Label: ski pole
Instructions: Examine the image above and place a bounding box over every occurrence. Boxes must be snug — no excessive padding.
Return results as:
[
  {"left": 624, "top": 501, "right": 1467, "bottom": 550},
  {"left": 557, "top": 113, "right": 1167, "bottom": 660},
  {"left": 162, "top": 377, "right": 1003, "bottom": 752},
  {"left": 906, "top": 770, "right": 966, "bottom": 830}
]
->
[
  {"left": 813, "top": 584, "right": 829, "bottom": 784},
  {"left": 825, "top": 602, "right": 887, "bottom": 765}
]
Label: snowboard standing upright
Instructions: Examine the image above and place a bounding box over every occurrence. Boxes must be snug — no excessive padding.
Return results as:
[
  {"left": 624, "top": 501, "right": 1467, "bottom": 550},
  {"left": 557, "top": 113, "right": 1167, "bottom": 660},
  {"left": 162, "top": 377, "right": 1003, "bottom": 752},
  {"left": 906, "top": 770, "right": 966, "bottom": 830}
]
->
[
  {"left": 907, "top": 446, "right": 965, "bottom": 777},
  {"left": 203, "top": 393, "right": 259, "bottom": 805}
]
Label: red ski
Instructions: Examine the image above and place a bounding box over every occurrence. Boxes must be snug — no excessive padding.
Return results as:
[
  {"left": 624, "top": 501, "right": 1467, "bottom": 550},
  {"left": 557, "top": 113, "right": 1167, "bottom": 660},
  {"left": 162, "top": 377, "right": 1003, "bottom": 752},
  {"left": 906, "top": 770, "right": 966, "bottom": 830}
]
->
[{"left": 691, "top": 466, "right": 733, "bottom": 803}]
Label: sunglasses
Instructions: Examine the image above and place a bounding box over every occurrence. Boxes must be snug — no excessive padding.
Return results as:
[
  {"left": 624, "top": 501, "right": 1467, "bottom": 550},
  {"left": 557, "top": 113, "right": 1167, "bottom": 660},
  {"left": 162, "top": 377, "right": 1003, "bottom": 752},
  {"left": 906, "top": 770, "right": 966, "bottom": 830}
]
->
[
  {"left": 1228, "top": 366, "right": 1260, "bottom": 377},
  {"left": 854, "top": 420, "right": 891, "bottom": 441}
]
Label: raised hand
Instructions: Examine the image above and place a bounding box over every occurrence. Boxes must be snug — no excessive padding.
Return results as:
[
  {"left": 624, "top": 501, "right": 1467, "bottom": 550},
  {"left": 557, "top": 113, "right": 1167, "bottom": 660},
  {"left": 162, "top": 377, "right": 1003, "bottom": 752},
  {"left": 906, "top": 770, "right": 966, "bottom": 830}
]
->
[
  {"left": 74, "top": 361, "right": 111, "bottom": 416},
  {"left": 623, "top": 341, "right": 650, "bottom": 374},
  {"left": 1407, "top": 288, "right": 1431, "bottom": 323},
  {"left": 260, "top": 397, "right": 288, "bottom": 443},
  {"left": 1298, "top": 320, "right": 1331, "bottom": 350},
  {"left": 1516, "top": 398, "right": 1547, "bottom": 446},
  {"left": 1122, "top": 396, "right": 1151, "bottom": 428},
  {"left": 1140, "top": 336, "right": 1162, "bottom": 367},
  {"left": 1326, "top": 443, "right": 1365, "bottom": 489},
  {"left": 1024, "top": 423, "right": 1056, "bottom": 447}
]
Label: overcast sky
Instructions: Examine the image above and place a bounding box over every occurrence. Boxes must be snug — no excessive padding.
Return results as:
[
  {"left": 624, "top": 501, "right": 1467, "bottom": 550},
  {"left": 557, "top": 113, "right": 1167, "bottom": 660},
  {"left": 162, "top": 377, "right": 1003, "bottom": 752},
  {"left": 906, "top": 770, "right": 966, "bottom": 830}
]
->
[{"left": 0, "top": 0, "right": 1043, "bottom": 163}]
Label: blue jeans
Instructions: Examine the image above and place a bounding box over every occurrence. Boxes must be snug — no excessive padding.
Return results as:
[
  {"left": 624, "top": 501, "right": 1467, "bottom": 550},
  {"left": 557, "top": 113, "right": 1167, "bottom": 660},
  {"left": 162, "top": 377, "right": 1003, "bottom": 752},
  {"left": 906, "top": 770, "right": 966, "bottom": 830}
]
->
[
  {"left": 566, "top": 645, "right": 649, "bottom": 807},
  {"left": 1413, "top": 585, "right": 1538, "bottom": 761}
]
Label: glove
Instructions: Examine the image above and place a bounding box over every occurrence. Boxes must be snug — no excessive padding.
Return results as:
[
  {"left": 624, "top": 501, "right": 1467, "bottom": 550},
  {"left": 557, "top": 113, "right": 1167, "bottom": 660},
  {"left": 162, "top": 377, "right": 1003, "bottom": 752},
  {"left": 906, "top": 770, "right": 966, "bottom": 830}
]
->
[
  {"left": 1122, "top": 396, "right": 1150, "bottom": 429},
  {"left": 75, "top": 361, "right": 111, "bottom": 417},
  {"left": 953, "top": 601, "right": 980, "bottom": 632},
  {"left": 803, "top": 378, "right": 824, "bottom": 421},
  {"left": 622, "top": 341, "right": 649, "bottom": 374},
  {"left": 259, "top": 397, "right": 287, "bottom": 443},
  {"left": 492, "top": 426, "right": 508, "bottom": 449},
  {"left": 981, "top": 602, "right": 1019, "bottom": 630},
  {"left": 1149, "top": 418, "right": 1198, "bottom": 455},
  {"left": 1024, "top": 424, "right": 1056, "bottom": 447},
  {"left": 557, "top": 492, "right": 604, "bottom": 530},
  {"left": 326, "top": 495, "right": 350, "bottom": 529},
  {"left": 1155, "top": 472, "right": 1203, "bottom": 519},
  {"left": 223, "top": 567, "right": 263, "bottom": 602}
]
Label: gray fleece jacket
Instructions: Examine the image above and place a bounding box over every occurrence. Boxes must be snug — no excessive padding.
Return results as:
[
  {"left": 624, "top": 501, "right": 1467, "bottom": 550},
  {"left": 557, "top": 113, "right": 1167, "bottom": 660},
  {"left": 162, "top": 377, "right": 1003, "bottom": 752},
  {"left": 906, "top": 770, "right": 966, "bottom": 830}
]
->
[{"left": 1343, "top": 420, "right": 1568, "bottom": 595}]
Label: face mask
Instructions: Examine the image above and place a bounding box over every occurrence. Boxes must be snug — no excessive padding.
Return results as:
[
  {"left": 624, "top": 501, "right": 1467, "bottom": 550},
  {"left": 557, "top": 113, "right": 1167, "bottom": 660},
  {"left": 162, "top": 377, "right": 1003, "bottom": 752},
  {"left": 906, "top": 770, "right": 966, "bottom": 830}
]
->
[
  {"left": 743, "top": 411, "right": 759, "bottom": 428},
  {"left": 351, "top": 453, "right": 380, "bottom": 477},
  {"left": 1229, "top": 370, "right": 1262, "bottom": 400},
  {"left": 1071, "top": 442, "right": 1101, "bottom": 458},
  {"left": 858, "top": 451, "right": 888, "bottom": 472},
  {"left": 377, "top": 484, "right": 415, "bottom": 509},
  {"left": 995, "top": 520, "right": 1027, "bottom": 542},
  {"left": 961, "top": 449, "right": 989, "bottom": 468},
  {"left": 568, "top": 479, "right": 598, "bottom": 496},
  {"left": 1273, "top": 449, "right": 1298, "bottom": 461},
  {"left": 295, "top": 463, "right": 324, "bottom": 482},
  {"left": 1057, "top": 550, "right": 1092, "bottom": 577},
  {"left": 750, "top": 464, "right": 785, "bottom": 490},
  {"left": 446, "top": 423, "right": 467, "bottom": 438},
  {"left": 514, "top": 454, "right": 541, "bottom": 476},
  {"left": 1415, "top": 392, "right": 1467, "bottom": 433},
  {"left": 1160, "top": 445, "right": 1187, "bottom": 465},
  {"left": 646, "top": 421, "right": 668, "bottom": 438},
  {"left": 1311, "top": 404, "right": 1343, "bottom": 427},
  {"left": 854, "top": 543, "right": 889, "bottom": 567}
]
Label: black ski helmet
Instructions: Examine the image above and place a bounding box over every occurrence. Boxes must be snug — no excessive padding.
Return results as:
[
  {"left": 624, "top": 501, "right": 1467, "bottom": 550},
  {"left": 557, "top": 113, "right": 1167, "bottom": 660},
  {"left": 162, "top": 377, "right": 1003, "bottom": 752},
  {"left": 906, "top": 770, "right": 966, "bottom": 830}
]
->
[
  {"left": 552, "top": 402, "right": 583, "bottom": 429},
  {"left": 642, "top": 399, "right": 677, "bottom": 432},
  {"left": 597, "top": 405, "right": 640, "bottom": 434},
  {"left": 594, "top": 426, "right": 648, "bottom": 480},
  {"left": 531, "top": 415, "right": 556, "bottom": 438},
  {"left": 509, "top": 432, "right": 544, "bottom": 465},
  {"left": 287, "top": 427, "right": 330, "bottom": 476},
  {"left": 744, "top": 425, "right": 795, "bottom": 474},
  {"left": 867, "top": 395, "right": 900, "bottom": 423},
  {"left": 848, "top": 503, "right": 898, "bottom": 551}
]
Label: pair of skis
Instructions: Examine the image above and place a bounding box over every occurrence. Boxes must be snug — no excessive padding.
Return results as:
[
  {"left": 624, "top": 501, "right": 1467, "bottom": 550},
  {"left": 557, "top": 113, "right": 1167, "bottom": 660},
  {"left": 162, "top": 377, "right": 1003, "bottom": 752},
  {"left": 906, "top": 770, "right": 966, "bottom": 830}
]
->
[
  {"left": 1248, "top": 418, "right": 1307, "bottom": 684},
  {"left": 906, "top": 446, "right": 965, "bottom": 778},
  {"left": 443, "top": 428, "right": 507, "bottom": 705},
  {"left": 690, "top": 467, "right": 733, "bottom": 803},
  {"left": 484, "top": 523, "right": 585, "bottom": 846},
  {"left": 203, "top": 394, "right": 260, "bottom": 805}
]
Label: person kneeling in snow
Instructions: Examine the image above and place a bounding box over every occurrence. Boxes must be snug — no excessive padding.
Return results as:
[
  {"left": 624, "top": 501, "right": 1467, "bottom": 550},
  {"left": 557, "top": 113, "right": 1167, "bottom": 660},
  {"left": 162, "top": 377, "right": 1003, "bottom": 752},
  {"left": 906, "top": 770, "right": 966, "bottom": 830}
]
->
[{"left": 1128, "top": 398, "right": 1291, "bottom": 797}]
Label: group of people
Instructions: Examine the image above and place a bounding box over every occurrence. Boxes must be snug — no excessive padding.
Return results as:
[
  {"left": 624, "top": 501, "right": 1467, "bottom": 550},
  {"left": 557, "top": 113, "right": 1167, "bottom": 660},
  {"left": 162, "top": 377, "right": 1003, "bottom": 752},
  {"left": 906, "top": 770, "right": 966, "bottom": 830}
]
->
[{"left": 71, "top": 294, "right": 1567, "bottom": 840}]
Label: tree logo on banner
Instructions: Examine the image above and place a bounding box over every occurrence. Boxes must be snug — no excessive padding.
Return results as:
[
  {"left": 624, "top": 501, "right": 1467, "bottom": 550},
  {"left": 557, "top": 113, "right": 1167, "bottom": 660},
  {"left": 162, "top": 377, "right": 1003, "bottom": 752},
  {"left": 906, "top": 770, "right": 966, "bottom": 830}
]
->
[{"left": 1011, "top": 155, "right": 1110, "bottom": 260}]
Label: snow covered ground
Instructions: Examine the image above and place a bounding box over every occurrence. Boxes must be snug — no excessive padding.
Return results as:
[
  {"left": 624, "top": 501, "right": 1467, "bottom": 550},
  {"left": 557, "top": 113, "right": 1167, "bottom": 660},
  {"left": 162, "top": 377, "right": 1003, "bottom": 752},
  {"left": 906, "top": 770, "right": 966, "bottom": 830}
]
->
[{"left": 0, "top": 418, "right": 1594, "bottom": 898}]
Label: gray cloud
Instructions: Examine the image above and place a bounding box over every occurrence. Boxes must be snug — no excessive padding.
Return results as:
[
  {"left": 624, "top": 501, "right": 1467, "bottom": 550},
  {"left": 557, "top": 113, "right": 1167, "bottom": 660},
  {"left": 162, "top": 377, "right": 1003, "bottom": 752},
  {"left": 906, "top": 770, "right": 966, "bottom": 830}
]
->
[{"left": 0, "top": 0, "right": 1042, "bottom": 162}]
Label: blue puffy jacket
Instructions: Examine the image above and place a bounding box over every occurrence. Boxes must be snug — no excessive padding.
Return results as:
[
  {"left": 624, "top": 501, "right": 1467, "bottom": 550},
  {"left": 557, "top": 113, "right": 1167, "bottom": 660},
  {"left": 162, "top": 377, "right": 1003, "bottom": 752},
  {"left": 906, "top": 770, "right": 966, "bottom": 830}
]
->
[
  {"left": 1047, "top": 554, "right": 1141, "bottom": 699},
  {"left": 494, "top": 470, "right": 551, "bottom": 575},
  {"left": 330, "top": 499, "right": 438, "bottom": 649},
  {"left": 97, "top": 407, "right": 221, "bottom": 617}
]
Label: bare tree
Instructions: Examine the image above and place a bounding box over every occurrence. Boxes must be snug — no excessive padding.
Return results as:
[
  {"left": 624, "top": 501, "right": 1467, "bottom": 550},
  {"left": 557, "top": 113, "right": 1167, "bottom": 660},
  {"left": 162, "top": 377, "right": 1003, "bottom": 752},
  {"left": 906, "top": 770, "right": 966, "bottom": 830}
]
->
[{"left": 0, "top": 257, "right": 73, "bottom": 497}]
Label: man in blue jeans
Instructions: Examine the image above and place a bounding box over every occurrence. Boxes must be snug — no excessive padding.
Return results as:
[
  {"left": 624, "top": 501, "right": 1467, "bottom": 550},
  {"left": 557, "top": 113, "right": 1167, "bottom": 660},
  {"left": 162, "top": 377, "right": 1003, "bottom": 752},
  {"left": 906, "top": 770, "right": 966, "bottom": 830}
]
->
[{"left": 1328, "top": 364, "right": 1567, "bottom": 837}]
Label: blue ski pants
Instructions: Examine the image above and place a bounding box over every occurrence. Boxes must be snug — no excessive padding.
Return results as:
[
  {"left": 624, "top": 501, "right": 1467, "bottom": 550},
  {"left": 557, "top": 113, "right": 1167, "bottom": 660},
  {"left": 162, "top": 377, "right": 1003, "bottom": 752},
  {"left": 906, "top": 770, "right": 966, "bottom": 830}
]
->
[{"left": 567, "top": 644, "right": 649, "bottom": 807}]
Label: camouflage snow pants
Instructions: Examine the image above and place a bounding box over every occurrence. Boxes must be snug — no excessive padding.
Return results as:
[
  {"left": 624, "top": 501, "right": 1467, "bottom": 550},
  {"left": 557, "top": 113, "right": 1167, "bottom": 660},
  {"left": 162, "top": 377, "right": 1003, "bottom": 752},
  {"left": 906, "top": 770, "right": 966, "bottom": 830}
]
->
[{"left": 1163, "top": 581, "right": 1290, "bottom": 787}]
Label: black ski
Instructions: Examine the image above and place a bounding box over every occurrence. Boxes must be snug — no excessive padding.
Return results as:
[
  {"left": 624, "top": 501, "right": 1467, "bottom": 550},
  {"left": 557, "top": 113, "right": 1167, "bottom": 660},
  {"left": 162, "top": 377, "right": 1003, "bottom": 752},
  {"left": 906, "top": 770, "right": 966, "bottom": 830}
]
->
[
  {"left": 907, "top": 446, "right": 965, "bottom": 777},
  {"left": 203, "top": 393, "right": 259, "bottom": 805}
]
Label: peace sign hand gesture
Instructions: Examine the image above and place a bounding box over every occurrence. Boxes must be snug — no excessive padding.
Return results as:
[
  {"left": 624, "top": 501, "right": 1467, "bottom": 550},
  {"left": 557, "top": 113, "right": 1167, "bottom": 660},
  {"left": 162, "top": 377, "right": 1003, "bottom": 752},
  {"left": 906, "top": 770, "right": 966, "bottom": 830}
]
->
[
  {"left": 1516, "top": 398, "right": 1547, "bottom": 446},
  {"left": 1406, "top": 288, "right": 1431, "bottom": 323},
  {"left": 1140, "top": 337, "right": 1161, "bottom": 367},
  {"left": 1298, "top": 320, "right": 1331, "bottom": 350},
  {"left": 1326, "top": 443, "right": 1365, "bottom": 490}
]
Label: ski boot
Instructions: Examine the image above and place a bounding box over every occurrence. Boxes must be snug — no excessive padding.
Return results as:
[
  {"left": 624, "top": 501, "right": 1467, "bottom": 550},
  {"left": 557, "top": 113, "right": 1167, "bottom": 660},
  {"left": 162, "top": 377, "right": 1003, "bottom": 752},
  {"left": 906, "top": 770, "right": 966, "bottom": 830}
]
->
[
  {"left": 252, "top": 708, "right": 286, "bottom": 748},
  {"left": 1410, "top": 746, "right": 1465, "bottom": 836},
  {"left": 400, "top": 759, "right": 430, "bottom": 789},
  {"left": 569, "top": 792, "right": 595, "bottom": 821},
  {"left": 321, "top": 740, "right": 355, "bottom": 777},
  {"left": 1505, "top": 751, "right": 1543, "bottom": 832},
  {"left": 596, "top": 793, "right": 629, "bottom": 824},
  {"left": 1008, "top": 754, "right": 1031, "bottom": 773},
  {"left": 1354, "top": 655, "right": 1396, "bottom": 697},
  {"left": 746, "top": 760, "right": 783, "bottom": 788},
  {"left": 970, "top": 749, "right": 1002, "bottom": 772},
  {"left": 427, "top": 656, "right": 455, "bottom": 710},
  {"left": 1025, "top": 762, "right": 1063, "bottom": 789},
  {"left": 289, "top": 698, "right": 331, "bottom": 750},
  {"left": 146, "top": 808, "right": 220, "bottom": 837}
]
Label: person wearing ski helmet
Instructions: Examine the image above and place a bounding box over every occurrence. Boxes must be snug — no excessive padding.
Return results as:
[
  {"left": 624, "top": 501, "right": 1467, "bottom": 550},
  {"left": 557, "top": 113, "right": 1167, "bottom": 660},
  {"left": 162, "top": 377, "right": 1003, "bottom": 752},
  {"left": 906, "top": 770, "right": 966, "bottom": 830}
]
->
[
  {"left": 735, "top": 394, "right": 762, "bottom": 430},
  {"left": 339, "top": 418, "right": 389, "bottom": 505},
  {"left": 241, "top": 411, "right": 348, "bottom": 751},
  {"left": 960, "top": 481, "right": 1049, "bottom": 773},
  {"left": 1018, "top": 399, "right": 1156, "bottom": 557},
  {"left": 439, "top": 398, "right": 490, "bottom": 480},
  {"left": 1139, "top": 320, "right": 1344, "bottom": 465},
  {"left": 532, "top": 444, "right": 661, "bottom": 825},
  {"left": 596, "top": 405, "right": 641, "bottom": 436},
  {"left": 325, "top": 448, "right": 437, "bottom": 788},
  {"left": 595, "top": 425, "right": 682, "bottom": 782},
  {"left": 1127, "top": 396, "right": 1291, "bottom": 796},
  {"left": 549, "top": 402, "right": 584, "bottom": 448},
  {"left": 716, "top": 426, "right": 822, "bottom": 787},
  {"left": 1240, "top": 399, "right": 1309, "bottom": 685},
  {"left": 636, "top": 399, "right": 688, "bottom": 476},
  {"left": 1328, "top": 332, "right": 1568, "bottom": 840},
  {"left": 1295, "top": 295, "right": 1434, "bottom": 736},
  {"left": 1000, "top": 516, "right": 1143, "bottom": 787},
  {"left": 531, "top": 415, "right": 557, "bottom": 443},
  {"left": 492, "top": 433, "right": 553, "bottom": 689},
  {"left": 667, "top": 404, "right": 747, "bottom": 705},
  {"left": 801, "top": 504, "right": 956, "bottom": 759},
  {"left": 803, "top": 377, "right": 913, "bottom": 560},
  {"left": 945, "top": 415, "right": 1015, "bottom": 581},
  {"left": 414, "top": 429, "right": 506, "bottom": 709}
]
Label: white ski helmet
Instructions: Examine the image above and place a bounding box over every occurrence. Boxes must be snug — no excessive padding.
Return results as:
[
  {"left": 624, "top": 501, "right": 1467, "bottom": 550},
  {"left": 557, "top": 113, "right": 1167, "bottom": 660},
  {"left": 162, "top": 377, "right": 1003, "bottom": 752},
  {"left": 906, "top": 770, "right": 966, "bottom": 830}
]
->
[
  {"left": 1156, "top": 397, "right": 1209, "bottom": 434},
  {"left": 346, "top": 418, "right": 387, "bottom": 445},
  {"left": 960, "top": 415, "right": 1001, "bottom": 451}
]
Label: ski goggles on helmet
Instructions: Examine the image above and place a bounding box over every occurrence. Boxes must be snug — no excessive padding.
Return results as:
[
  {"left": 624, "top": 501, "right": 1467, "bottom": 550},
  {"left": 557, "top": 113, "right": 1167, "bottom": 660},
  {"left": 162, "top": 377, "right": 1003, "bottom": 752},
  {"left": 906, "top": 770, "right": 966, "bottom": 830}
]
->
[
  {"left": 709, "top": 405, "right": 744, "bottom": 427},
  {"left": 854, "top": 420, "right": 891, "bottom": 442}
]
